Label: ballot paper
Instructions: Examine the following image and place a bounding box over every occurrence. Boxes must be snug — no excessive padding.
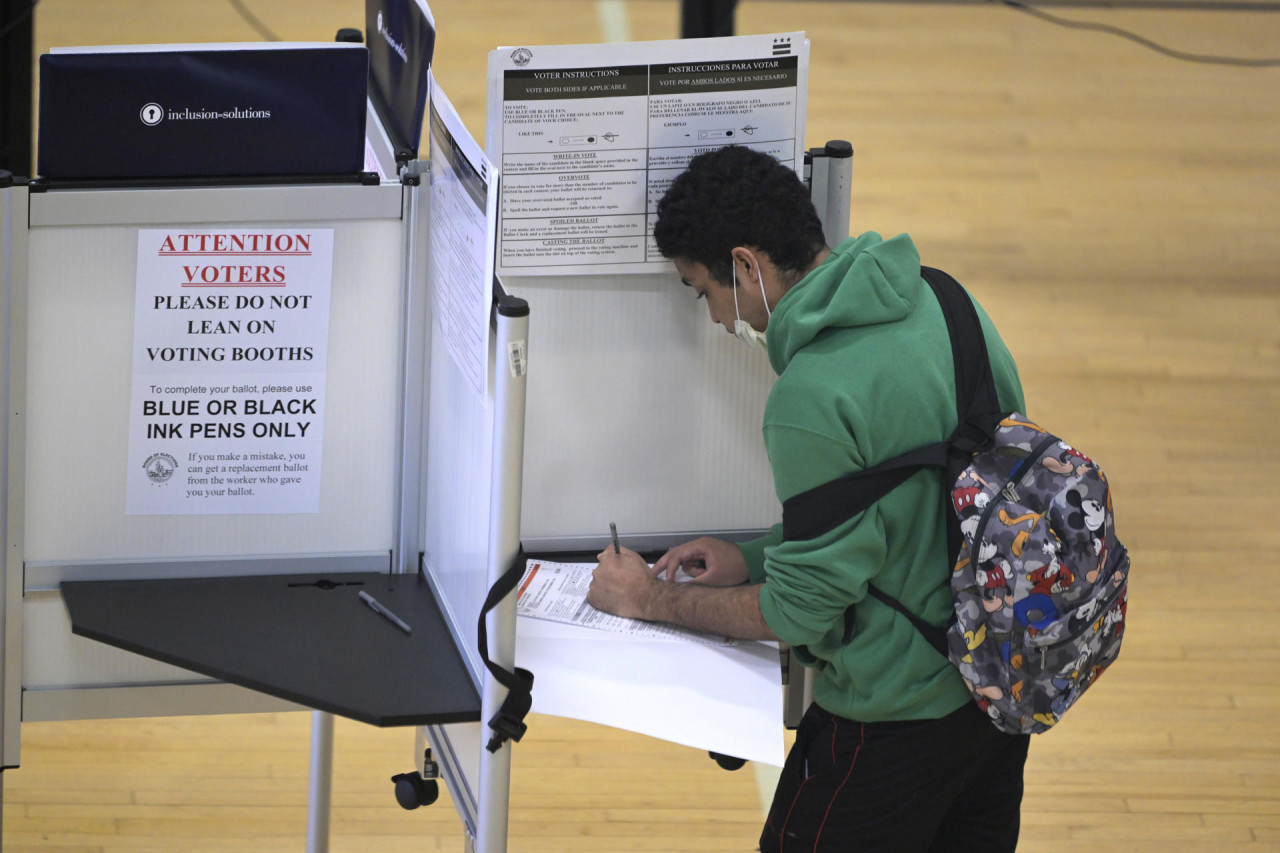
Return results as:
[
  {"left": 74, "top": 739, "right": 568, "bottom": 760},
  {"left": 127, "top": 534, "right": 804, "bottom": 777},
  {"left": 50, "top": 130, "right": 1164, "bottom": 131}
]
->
[{"left": 516, "top": 559, "right": 734, "bottom": 646}]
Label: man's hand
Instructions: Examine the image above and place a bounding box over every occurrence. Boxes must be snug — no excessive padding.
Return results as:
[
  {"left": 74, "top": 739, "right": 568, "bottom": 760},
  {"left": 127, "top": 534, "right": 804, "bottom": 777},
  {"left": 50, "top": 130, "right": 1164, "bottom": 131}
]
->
[
  {"left": 588, "top": 542, "right": 779, "bottom": 642},
  {"left": 588, "top": 546, "right": 659, "bottom": 620},
  {"left": 653, "top": 537, "right": 750, "bottom": 586}
]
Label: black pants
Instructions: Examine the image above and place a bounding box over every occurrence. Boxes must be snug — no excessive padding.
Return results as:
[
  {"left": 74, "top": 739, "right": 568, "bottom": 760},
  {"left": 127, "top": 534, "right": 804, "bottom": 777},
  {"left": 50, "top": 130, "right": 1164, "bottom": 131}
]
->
[{"left": 760, "top": 701, "right": 1030, "bottom": 852}]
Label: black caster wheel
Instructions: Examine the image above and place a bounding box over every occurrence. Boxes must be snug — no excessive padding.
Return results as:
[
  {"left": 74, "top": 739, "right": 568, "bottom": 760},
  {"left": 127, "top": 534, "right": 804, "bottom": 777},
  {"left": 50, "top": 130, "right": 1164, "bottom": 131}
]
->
[
  {"left": 391, "top": 772, "right": 440, "bottom": 809},
  {"left": 709, "top": 751, "right": 748, "bottom": 771}
]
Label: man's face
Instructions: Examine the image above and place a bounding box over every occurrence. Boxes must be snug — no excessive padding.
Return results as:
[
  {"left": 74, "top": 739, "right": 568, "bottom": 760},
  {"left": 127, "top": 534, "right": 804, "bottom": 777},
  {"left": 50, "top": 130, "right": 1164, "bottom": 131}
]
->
[{"left": 674, "top": 256, "right": 753, "bottom": 335}]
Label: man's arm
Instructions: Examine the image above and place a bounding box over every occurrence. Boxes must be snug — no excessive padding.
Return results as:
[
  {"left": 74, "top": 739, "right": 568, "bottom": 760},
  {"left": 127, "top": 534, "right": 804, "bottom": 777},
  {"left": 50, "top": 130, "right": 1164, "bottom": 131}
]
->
[{"left": 588, "top": 547, "right": 779, "bottom": 641}]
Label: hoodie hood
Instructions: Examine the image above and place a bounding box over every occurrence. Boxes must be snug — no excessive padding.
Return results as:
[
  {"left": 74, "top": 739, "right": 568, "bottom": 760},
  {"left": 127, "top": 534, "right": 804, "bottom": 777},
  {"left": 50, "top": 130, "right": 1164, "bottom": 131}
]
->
[{"left": 767, "top": 232, "right": 923, "bottom": 374}]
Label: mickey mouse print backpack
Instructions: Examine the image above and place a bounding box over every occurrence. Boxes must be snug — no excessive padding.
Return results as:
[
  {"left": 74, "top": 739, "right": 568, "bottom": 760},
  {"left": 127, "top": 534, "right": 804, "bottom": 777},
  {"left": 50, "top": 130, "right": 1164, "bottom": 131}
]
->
[{"left": 780, "top": 266, "right": 1129, "bottom": 735}]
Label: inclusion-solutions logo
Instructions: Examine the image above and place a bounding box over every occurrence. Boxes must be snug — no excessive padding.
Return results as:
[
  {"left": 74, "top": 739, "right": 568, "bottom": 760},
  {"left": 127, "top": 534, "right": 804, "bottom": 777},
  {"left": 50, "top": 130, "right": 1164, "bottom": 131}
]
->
[
  {"left": 140, "top": 102, "right": 164, "bottom": 126},
  {"left": 138, "top": 102, "right": 272, "bottom": 126},
  {"left": 376, "top": 11, "right": 409, "bottom": 62}
]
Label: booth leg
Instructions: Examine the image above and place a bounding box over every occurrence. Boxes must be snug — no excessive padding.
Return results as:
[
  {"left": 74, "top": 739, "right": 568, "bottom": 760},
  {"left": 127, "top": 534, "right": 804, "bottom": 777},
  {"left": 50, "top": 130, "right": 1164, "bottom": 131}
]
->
[{"left": 306, "top": 711, "right": 334, "bottom": 853}]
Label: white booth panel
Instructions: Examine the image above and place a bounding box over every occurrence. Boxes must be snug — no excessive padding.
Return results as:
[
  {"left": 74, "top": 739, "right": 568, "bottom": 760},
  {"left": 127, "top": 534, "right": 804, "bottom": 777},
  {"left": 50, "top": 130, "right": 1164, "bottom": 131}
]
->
[
  {"left": 22, "top": 591, "right": 217, "bottom": 687},
  {"left": 421, "top": 329, "right": 496, "bottom": 684},
  {"left": 510, "top": 274, "right": 780, "bottom": 544},
  {"left": 20, "top": 591, "right": 303, "bottom": 721},
  {"left": 23, "top": 684, "right": 303, "bottom": 723},
  {"left": 24, "top": 215, "right": 404, "bottom": 564}
]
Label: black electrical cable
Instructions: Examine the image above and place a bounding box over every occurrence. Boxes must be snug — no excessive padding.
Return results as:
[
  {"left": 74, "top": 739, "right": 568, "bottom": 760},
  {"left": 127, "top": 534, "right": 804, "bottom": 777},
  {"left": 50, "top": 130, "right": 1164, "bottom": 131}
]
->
[
  {"left": 0, "top": 0, "right": 38, "bottom": 41},
  {"left": 716, "top": 0, "right": 1280, "bottom": 67},
  {"left": 226, "top": 0, "right": 281, "bottom": 42},
  {"left": 994, "top": 0, "right": 1280, "bottom": 65}
]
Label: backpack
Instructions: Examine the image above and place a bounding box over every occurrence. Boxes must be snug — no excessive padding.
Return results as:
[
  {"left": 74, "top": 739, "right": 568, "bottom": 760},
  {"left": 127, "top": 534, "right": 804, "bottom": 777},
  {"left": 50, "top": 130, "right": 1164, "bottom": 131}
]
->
[{"left": 779, "top": 267, "right": 1129, "bottom": 735}]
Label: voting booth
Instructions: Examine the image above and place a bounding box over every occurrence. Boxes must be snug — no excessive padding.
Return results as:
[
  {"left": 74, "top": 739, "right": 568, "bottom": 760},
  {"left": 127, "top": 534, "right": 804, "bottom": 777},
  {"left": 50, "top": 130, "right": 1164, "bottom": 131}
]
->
[
  {"left": 0, "top": 9, "right": 852, "bottom": 851},
  {"left": 4, "top": 4, "right": 527, "bottom": 851}
]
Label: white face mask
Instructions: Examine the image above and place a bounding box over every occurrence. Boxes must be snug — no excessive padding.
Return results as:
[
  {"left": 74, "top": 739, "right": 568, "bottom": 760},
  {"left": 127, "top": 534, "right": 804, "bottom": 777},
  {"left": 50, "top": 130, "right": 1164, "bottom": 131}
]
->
[{"left": 732, "top": 253, "right": 770, "bottom": 352}]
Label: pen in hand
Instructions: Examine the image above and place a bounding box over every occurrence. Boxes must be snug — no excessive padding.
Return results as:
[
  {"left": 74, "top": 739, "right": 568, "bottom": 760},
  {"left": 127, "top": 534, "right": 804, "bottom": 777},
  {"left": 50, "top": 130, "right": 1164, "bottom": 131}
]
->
[
  {"left": 359, "top": 590, "right": 413, "bottom": 635},
  {"left": 610, "top": 522, "right": 620, "bottom": 555}
]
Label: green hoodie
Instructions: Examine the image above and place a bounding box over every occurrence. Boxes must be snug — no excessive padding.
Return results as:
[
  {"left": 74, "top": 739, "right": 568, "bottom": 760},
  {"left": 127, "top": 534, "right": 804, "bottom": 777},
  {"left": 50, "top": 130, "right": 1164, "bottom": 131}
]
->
[{"left": 738, "top": 232, "right": 1025, "bottom": 722}]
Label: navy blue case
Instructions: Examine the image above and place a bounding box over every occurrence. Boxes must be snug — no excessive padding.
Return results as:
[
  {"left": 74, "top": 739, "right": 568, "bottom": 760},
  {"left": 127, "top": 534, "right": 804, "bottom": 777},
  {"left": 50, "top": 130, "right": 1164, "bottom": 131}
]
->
[
  {"left": 365, "top": 0, "right": 435, "bottom": 160},
  {"left": 38, "top": 44, "right": 369, "bottom": 181}
]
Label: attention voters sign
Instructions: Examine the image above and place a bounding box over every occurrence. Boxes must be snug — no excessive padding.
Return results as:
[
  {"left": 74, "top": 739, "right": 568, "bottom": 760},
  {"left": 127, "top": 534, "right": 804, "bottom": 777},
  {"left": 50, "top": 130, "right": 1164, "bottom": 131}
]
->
[{"left": 126, "top": 228, "right": 334, "bottom": 515}]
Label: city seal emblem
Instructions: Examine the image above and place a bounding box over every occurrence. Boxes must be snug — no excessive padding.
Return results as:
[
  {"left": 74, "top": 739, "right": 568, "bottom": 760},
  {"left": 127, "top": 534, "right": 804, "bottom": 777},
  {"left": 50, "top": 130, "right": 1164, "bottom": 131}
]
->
[{"left": 143, "top": 452, "right": 178, "bottom": 485}]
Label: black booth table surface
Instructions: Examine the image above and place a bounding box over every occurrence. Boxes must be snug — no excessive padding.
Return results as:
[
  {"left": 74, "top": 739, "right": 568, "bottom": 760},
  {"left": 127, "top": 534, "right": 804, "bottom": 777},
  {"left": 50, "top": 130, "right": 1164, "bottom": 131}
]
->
[{"left": 60, "top": 571, "right": 480, "bottom": 727}]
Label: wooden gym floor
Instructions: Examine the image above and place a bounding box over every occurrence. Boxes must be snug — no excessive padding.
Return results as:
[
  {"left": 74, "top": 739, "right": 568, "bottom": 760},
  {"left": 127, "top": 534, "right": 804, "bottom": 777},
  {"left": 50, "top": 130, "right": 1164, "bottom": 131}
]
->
[{"left": 7, "top": 0, "right": 1279, "bottom": 850}]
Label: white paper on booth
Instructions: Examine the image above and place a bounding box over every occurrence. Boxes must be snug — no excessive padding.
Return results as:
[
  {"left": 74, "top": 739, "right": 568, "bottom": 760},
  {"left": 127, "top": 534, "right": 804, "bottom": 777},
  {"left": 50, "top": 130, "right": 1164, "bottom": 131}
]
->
[
  {"left": 126, "top": 228, "right": 333, "bottom": 515},
  {"left": 426, "top": 71, "right": 499, "bottom": 401},
  {"left": 486, "top": 32, "right": 808, "bottom": 277}
]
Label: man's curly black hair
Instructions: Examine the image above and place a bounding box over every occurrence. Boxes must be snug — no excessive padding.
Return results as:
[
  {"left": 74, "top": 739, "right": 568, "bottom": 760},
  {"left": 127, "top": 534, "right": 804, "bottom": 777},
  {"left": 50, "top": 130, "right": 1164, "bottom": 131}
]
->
[{"left": 653, "top": 145, "right": 828, "bottom": 287}]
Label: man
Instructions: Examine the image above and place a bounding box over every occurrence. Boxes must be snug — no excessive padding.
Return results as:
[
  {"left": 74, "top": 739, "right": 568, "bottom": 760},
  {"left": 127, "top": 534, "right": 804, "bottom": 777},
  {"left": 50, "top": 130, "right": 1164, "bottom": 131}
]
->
[{"left": 587, "top": 145, "right": 1031, "bottom": 852}]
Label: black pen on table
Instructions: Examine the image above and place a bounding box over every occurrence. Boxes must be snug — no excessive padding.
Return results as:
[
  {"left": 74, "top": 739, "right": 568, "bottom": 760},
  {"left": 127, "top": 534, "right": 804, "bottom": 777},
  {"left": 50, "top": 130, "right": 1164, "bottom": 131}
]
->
[
  {"left": 359, "top": 589, "right": 413, "bottom": 634},
  {"left": 609, "top": 522, "right": 620, "bottom": 555}
]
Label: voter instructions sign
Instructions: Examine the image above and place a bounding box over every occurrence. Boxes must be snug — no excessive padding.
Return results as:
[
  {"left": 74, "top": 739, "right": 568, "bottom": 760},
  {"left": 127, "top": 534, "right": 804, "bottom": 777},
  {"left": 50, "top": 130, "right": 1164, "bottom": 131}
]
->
[{"left": 126, "top": 228, "right": 335, "bottom": 515}]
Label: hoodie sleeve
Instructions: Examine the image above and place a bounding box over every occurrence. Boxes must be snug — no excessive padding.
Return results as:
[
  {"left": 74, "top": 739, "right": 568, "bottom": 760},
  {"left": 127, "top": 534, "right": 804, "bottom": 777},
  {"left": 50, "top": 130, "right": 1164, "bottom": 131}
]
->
[
  {"left": 736, "top": 524, "right": 782, "bottom": 584},
  {"left": 753, "top": 423, "right": 889, "bottom": 649}
]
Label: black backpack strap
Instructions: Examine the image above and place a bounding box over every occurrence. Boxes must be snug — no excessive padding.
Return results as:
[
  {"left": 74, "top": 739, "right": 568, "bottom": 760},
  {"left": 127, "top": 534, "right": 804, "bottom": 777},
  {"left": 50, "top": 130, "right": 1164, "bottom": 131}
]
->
[
  {"left": 781, "top": 441, "right": 950, "bottom": 541},
  {"left": 780, "top": 267, "right": 998, "bottom": 543},
  {"left": 921, "top": 266, "right": 1001, "bottom": 438},
  {"left": 921, "top": 266, "right": 1003, "bottom": 489},
  {"left": 919, "top": 266, "right": 1006, "bottom": 562},
  {"left": 866, "top": 585, "right": 950, "bottom": 658},
  {"left": 779, "top": 265, "right": 1006, "bottom": 655},
  {"left": 477, "top": 547, "right": 535, "bottom": 753}
]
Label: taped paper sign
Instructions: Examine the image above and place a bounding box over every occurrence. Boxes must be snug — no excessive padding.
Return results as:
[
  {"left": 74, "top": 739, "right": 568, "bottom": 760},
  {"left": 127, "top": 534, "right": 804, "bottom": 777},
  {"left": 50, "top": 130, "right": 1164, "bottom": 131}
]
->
[{"left": 126, "top": 228, "right": 334, "bottom": 515}]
